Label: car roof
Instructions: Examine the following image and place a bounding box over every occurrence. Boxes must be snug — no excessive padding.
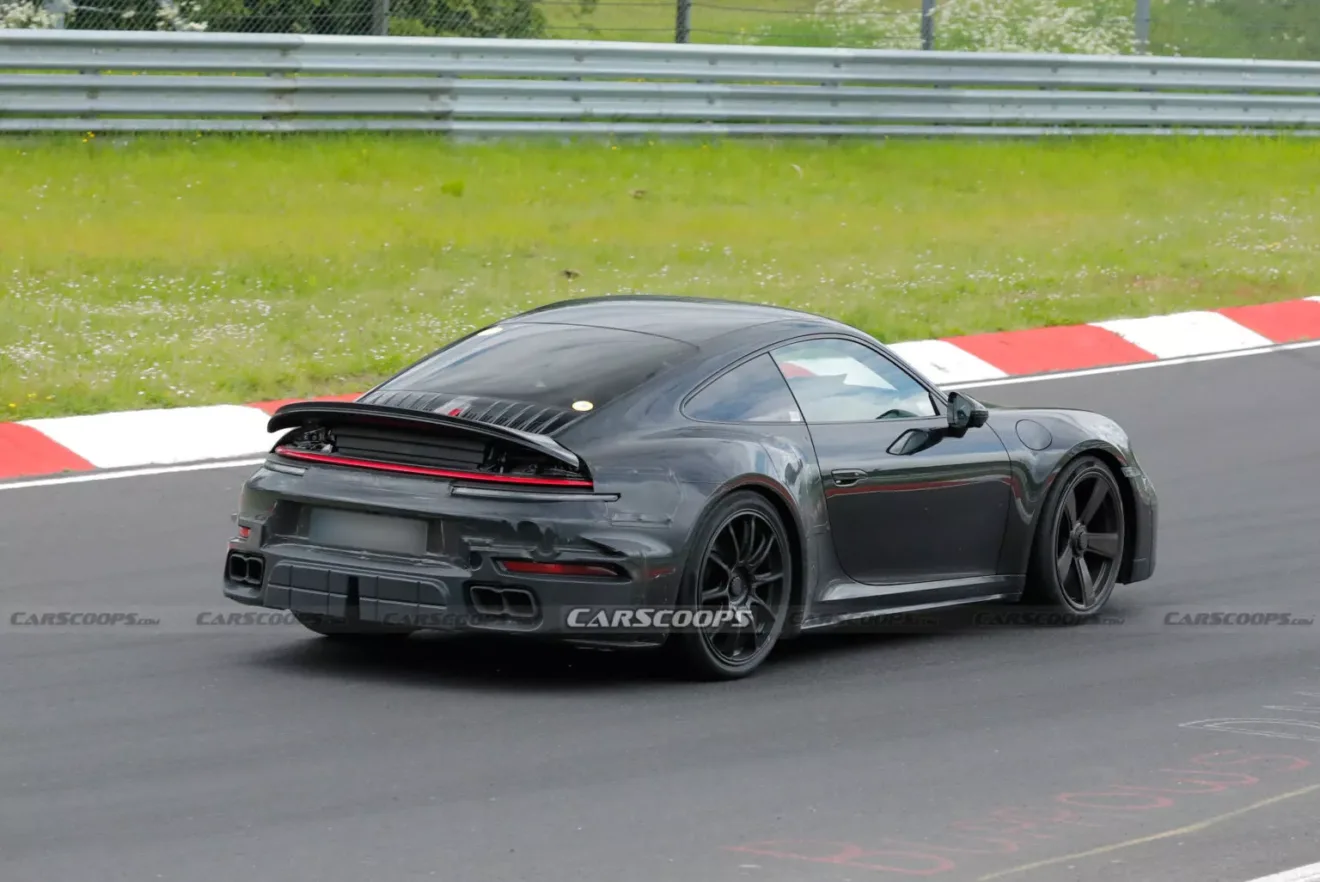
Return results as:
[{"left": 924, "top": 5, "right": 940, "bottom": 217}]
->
[{"left": 506, "top": 295, "right": 852, "bottom": 347}]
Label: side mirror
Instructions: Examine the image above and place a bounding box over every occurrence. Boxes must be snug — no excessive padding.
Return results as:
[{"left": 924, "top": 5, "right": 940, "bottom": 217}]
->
[{"left": 947, "top": 391, "right": 989, "bottom": 434}]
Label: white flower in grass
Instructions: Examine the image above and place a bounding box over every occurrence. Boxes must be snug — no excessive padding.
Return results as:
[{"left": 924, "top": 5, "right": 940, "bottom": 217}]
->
[
  {"left": 809, "top": 0, "right": 1137, "bottom": 55},
  {"left": 1, "top": 0, "right": 61, "bottom": 27},
  {"left": 155, "top": 0, "right": 207, "bottom": 30}
]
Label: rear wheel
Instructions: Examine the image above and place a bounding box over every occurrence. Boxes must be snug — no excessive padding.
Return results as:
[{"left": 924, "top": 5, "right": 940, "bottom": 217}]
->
[
  {"left": 1023, "top": 455, "right": 1126, "bottom": 620},
  {"left": 665, "top": 491, "right": 792, "bottom": 681},
  {"left": 292, "top": 612, "right": 414, "bottom": 641}
]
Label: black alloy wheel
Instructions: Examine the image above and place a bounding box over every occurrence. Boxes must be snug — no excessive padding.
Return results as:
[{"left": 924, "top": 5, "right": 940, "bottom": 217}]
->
[
  {"left": 1025, "top": 456, "right": 1127, "bottom": 618},
  {"left": 668, "top": 492, "right": 792, "bottom": 680}
]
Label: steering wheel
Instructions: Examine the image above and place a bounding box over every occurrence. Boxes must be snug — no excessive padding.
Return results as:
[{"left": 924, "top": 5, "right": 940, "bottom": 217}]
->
[{"left": 876, "top": 409, "right": 916, "bottom": 421}]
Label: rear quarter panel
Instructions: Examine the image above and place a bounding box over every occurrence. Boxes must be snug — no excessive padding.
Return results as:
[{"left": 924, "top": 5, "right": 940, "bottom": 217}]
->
[{"left": 566, "top": 423, "right": 825, "bottom": 611}]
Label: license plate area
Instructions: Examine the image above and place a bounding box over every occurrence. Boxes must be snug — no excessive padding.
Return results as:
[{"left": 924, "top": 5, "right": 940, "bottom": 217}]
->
[{"left": 306, "top": 507, "right": 429, "bottom": 556}]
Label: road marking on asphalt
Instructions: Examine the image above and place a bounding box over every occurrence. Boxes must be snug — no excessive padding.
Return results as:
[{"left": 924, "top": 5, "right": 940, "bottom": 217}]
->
[
  {"left": 1241, "top": 861, "right": 1320, "bottom": 882},
  {"left": 0, "top": 458, "right": 265, "bottom": 492},
  {"left": 976, "top": 782, "right": 1320, "bottom": 881},
  {"left": 4, "top": 337, "right": 1320, "bottom": 494},
  {"left": 1181, "top": 718, "right": 1320, "bottom": 743}
]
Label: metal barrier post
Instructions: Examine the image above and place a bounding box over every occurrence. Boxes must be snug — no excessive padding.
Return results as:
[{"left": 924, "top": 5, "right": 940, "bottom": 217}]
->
[{"left": 372, "top": 0, "right": 391, "bottom": 36}]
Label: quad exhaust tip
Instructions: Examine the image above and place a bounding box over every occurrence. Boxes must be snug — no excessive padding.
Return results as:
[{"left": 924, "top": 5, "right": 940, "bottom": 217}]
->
[
  {"left": 470, "top": 586, "right": 539, "bottom": 620},
  {"left": 226, "top": 552, "right": 266, "bottom": 587}
]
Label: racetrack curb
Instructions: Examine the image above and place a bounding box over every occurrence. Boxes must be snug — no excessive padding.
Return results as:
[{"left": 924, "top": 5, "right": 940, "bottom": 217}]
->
[{"left": 3, "top": 297, "right": 1320, "bottom": 481}]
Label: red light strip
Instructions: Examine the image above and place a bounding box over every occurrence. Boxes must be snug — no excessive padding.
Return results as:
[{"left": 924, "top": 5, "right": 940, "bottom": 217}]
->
[
  {"left": 274, "top": 447, "right": 594, "bottom": 489},
  {"left": 499, "top": 560, "right": 619, "bottom": 577}
]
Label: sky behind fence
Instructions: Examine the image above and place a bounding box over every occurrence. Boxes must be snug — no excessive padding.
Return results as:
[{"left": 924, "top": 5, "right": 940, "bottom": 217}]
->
[{"left": 5, "top": 0, "right": 1320, "bottom": 61}]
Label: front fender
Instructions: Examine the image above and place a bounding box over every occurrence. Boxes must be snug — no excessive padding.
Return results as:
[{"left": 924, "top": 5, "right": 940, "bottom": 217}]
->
[{"left": 988, "top": 409, "right": 1141, "bottom": 578}]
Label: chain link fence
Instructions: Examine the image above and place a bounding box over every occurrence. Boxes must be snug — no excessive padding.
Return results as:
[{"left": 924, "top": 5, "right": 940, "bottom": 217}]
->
[{"left": 4, "top": 0, "right": 1320, "bottom": 61}]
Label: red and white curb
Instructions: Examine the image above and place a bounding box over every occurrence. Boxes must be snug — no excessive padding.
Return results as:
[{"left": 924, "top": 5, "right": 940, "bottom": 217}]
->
[{"left": 3, "top": 297, "right": 1320, "bottom": 482}]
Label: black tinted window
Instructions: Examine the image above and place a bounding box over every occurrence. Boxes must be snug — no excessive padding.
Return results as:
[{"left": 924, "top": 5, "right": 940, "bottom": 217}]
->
[
  {"left": 771, "top": 339, "right": 937, "bottom": 423},
  {"left": 686, "top": 355, "right": 803, "bottom": 423},
  {"left": 382, "top": 322, "right": 696, "bottom": 411}
]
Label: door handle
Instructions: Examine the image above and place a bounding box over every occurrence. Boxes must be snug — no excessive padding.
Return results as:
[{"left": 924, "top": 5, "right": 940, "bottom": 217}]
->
[{"left": 831, "top": 468, "right": 866, "bottom": 487}]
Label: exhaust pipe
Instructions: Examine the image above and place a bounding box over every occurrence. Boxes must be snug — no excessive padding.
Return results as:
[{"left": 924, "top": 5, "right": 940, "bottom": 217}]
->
[
  {"left": 468, "top": 586, "right": 540, "bottom": 620},
  {"left": 469, "top": 586, "right": 506, "bottom": 616},
  {"left": 501, "top": 588, "right": 538, "bottom": 620},
  {"left": 226, "top": 552, "right": 266, "bottom": 587}
]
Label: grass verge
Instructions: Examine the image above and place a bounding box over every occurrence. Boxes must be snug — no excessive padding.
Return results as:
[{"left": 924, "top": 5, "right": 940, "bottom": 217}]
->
[
  {"left": 537, "top": 0, "right": 917, "bottom": 45},
  {"left": 2, "top": 133, "right": 1318, "bottom": 421}
]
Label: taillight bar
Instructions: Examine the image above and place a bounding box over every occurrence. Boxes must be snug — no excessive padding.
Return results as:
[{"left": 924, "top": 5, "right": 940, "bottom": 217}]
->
[
  {"left": 274, "top": 447, "right": 593, "bottom": 489},
  {"left": 498, "top": 560, "right": 623, "bottom": 578}
]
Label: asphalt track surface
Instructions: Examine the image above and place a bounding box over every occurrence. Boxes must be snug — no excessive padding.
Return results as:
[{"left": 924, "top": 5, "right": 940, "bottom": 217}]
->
[{"left": 3, "top": 348, "right": 1320, "bottom": 882}]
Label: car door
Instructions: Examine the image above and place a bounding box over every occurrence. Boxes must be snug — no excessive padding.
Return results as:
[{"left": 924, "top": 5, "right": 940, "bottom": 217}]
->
[{"left": 771, "top": 337, "right": 1013, "bottom": 586}]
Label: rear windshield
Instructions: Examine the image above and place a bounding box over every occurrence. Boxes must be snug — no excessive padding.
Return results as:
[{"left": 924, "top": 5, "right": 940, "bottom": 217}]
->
[{"left": 380, "top": 322, "right": 698, "bottom": 412}]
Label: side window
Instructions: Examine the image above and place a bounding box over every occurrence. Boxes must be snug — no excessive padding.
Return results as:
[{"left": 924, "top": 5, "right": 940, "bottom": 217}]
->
[
  {"left": 686, "top": 354, "right": 804, "bottom": 424},
  {"left": 771, "top": 339, "right": 938, "bottom": 423}
]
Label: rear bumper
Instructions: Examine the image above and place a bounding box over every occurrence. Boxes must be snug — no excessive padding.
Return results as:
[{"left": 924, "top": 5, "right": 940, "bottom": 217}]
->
[
  {"left": 223, "top": 460, "right": 697, "bottom": 645},
  {"left": 1120, "top": 466, "right": 1157, "bottom": 584},
  {"left": 223, "top": 539, "right": 680, "bottom": 647}
]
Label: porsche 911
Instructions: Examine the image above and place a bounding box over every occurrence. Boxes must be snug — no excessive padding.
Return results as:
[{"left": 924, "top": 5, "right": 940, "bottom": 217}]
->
[{"left": 223, "top": 296, "right": 1157, "bottom": 679}]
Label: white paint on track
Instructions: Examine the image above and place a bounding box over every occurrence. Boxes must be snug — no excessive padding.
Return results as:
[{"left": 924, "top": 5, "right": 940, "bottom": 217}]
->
[
  {"left": 1091, "top": 310, "right": 1274, "bottom": 359},
  {"left": 1243, "top": 861, "right": 1320, "bottom": 882},
  {"left": 0, "top": 458, "right": 266, "bottom": 492},
  {"left": 21, "top": 405, "right": 277, "bottom": 469},
  {"left": 887, "top": 339, "right": 1009, "bottom": 384}
]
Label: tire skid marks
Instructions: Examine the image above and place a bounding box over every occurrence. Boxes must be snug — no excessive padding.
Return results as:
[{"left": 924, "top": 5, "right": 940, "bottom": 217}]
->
[
  {"left": 1183, "top": 690, "right": 1320, "bottom": 745},
  {"left": 725, "top": 690, "right": 1320, "bottom": 877},
  {"left": 726, "top": 751, "right": 1311, "bottom": 876}
]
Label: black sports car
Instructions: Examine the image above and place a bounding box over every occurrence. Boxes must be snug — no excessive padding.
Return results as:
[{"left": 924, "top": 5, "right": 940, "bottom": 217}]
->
[{"left": 224, "top": 296, "right": 1157, "bottom": 679}]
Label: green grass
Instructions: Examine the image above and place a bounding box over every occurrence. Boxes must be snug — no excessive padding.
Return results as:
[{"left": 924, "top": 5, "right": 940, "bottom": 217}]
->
[
  {"left": 1150, "top": 0, "right": 1320, "bottom": 61},
  {"left": 2, "top": 133, "right": 1318, "bottom": 421},
  {"left": 537, "top": 0, "right": 917, "bottom": 44},
  {"left": 536, "top": 0, "right": 1320, "bottom": 56}
]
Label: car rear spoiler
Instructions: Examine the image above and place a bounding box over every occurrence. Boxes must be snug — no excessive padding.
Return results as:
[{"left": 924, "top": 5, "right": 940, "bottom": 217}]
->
[{"left": 266, "top": 400, "right": 582, "bottom": 470}]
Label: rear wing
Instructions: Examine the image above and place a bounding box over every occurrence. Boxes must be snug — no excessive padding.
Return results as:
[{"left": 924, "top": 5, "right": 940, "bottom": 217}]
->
[{"left": 266, "top": 400, "right": 581, "bottom": 470}]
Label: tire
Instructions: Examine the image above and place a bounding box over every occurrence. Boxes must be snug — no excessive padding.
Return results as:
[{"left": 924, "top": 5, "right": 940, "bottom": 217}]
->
[
  {"left": 1022, "top": 455, "right": 1127, "bottom": 621},
  {"left": 664, "top": 491, "right": 793, "bottom": 681},
  {"left": 293, "top": 612, "right": 414, "bottom": 641}
]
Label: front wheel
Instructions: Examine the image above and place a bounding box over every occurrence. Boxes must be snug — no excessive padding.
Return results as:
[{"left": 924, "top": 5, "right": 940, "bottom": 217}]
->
[
  {"left": 1023, "top": 455, "right": 1126, "bottom": 619},
  {"left": 664, "top": 491, "right": 793, "bottom": 681}
]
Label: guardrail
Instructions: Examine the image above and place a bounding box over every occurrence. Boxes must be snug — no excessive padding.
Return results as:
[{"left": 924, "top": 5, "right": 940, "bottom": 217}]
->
[{"left": 5, "top": 29, "right": 1320, "bottom": 135}]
